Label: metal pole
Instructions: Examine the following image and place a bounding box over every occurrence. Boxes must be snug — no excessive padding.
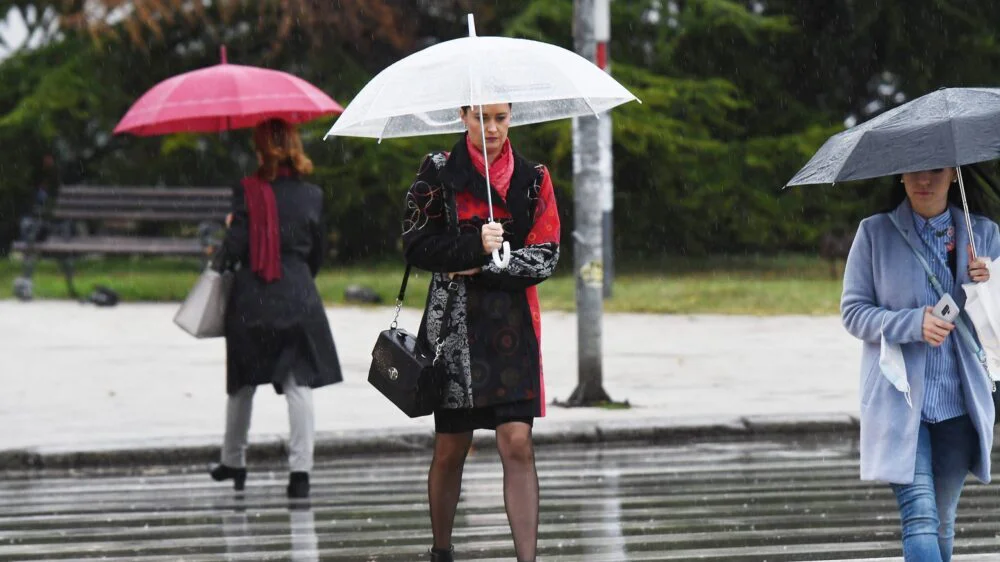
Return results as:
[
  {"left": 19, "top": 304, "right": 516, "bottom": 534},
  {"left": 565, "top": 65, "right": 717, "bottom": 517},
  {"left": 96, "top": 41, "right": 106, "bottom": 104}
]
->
[
  {"left": 600, "top": 117, "right": 614, "bottom": 298},
  {"left": 957, "top": 166, "right": 977, "bottom": 258},
  {"left": 594, "top": 0, "right": 615, "bottom": 299},
  {"left": 568, "top": 0, "right": 611, "bottom": 406}
]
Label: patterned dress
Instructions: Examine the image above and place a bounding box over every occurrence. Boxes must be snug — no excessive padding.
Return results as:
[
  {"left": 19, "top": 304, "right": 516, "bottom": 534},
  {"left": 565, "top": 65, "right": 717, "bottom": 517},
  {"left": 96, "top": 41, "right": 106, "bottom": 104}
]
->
[{"left": 401, "top": 136, "right": 560, "bottom": 428}]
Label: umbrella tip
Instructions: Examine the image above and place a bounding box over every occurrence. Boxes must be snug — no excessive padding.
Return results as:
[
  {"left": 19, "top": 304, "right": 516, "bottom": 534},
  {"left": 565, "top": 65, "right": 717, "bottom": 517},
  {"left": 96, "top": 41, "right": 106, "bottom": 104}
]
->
[
  {"left": 467, "top": 13, "right": 476, "bottom": 37},
  {"left": 220, "top": 45, "right": 227, "bottom": 64}
]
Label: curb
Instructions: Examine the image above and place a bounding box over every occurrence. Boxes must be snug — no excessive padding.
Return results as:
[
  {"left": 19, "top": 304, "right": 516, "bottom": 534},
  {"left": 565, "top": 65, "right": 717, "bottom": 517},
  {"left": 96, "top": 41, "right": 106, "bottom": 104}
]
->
[{"left": 0, "top": 414, "right": 861, "bottom": 472}]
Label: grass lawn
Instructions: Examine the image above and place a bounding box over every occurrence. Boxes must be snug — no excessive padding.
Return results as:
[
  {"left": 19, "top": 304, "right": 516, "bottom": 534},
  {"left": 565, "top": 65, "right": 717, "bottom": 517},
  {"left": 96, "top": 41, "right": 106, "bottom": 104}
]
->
[{"left": 0, "top": 254, "right": 844, "bottom": 315}]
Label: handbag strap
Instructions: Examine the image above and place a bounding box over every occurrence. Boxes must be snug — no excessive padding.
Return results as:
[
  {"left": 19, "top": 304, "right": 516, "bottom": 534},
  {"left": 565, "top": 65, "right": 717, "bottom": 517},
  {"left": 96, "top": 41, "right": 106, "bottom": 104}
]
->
[
  {"left": 434, "top": 279, "right": 459, "bottom": 362},
  {"left": 393, "top": 265, "right": 412, "bottom": 310},
  {"left": 391, "top": 265, "right": 412, "bottom": 329},
  {"left": 392, "top": 181, "right": 462, "bottom": 357},
  {"left": 390, "top": 264, "right": 459, "bottom": 360},
  {"left": 887, "top": 213, "right": 992, "bottom": 384}
]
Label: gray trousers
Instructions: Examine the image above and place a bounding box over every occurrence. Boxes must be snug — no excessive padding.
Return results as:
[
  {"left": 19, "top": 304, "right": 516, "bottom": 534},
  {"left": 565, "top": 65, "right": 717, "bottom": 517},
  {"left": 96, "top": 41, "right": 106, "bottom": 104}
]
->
[{"left": 221, "top": 374, "right": 314, "bottom": 472}]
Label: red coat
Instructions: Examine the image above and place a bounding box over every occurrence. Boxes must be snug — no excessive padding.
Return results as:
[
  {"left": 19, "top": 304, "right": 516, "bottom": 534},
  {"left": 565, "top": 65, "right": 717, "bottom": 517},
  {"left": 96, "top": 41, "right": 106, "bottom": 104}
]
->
[{"left": 402, "top": 137, "right": 560, "bottom": 414}]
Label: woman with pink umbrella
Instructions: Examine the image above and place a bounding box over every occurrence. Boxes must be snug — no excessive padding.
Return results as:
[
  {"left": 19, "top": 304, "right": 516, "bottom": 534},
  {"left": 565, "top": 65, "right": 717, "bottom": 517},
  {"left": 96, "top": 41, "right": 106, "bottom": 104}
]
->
[{"left": 116, "top": 48, "right": 344, "bottom": 499}]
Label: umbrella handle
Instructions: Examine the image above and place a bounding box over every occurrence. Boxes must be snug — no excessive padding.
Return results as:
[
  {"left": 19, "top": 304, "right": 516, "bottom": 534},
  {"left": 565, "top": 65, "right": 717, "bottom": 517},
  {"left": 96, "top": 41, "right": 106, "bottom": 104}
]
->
[
  {"left": 474, "top": 105, "right": 511, "bottom": 269},
  {"left": 492, "top": 242, "right": 511, "bottom": 268}
]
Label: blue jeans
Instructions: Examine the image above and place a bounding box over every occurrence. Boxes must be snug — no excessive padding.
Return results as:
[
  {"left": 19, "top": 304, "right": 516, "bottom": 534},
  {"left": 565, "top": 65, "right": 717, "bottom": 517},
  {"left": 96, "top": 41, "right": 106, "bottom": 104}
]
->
[{"left": 890, "top": 415, "right": 977, "bottom": 562}]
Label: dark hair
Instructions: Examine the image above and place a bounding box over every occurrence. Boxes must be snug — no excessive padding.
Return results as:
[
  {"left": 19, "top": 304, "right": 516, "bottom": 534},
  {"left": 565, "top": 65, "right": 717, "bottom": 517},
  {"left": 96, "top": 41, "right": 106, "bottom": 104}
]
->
[
  {"left": 883, "top": 166, "right": 1000, "bottom": 218},
  {"left": 461, "top": 103, "right": 513, "bottom": 114}
]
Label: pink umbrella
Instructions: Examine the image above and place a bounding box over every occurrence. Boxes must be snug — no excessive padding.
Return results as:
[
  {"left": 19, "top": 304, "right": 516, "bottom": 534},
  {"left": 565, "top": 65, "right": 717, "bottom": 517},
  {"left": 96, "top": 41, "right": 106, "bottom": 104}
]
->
[{"left": 114, "top": 47, "right": 343, "bottom": 136}]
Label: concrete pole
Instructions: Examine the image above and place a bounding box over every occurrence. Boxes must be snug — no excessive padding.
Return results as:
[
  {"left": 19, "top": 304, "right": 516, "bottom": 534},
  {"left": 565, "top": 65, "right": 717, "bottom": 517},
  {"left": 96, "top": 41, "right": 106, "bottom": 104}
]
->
[{"left": 568, "top": 0, "right": 611, "bottom": 405}]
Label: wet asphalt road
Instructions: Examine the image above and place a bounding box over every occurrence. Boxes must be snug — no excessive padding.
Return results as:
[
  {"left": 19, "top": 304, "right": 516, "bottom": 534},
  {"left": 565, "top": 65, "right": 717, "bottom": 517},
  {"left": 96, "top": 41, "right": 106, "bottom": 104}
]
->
[{"left": 1, "top": 437, "right": 998, "bottom": 561}]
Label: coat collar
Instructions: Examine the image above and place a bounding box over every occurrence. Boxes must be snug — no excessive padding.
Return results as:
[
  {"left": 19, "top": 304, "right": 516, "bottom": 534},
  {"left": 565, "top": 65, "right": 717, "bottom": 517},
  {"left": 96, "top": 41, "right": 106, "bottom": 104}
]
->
[
  {"left": 891, "top": 199, "right": 976, "bottom": 290},
  {"left": 440, "top": 135, "right": 503, "bottom": 203},
  {"left": 438, "top": 135, "right": 539, "bottom": 249},
  {"left": 890, "top": 199, "right": 922, "bottom": 250}
]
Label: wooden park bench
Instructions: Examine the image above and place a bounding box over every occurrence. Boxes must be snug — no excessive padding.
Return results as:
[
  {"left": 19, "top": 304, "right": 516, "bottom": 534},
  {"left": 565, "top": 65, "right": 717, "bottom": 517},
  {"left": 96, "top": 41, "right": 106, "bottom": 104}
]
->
[{"left": 10, "top": 185, "right": 232, "bottom": 300}]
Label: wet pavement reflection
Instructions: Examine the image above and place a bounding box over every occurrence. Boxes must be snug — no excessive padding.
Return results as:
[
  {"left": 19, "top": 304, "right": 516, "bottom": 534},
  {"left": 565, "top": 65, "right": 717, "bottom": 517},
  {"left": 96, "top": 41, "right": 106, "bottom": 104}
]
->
[{"left": 1, "top": 436, "right": 998, "bottom": 561}]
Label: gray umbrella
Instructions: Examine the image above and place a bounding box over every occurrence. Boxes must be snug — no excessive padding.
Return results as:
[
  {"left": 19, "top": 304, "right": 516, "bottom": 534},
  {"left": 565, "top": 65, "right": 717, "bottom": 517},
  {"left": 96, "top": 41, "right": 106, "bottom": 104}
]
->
[
  {"left": 786, "top": 87, "right": 1000, "bottom": 257},
  {"left": 787, "top": 87, "right": 1000, "bottom": 185}
]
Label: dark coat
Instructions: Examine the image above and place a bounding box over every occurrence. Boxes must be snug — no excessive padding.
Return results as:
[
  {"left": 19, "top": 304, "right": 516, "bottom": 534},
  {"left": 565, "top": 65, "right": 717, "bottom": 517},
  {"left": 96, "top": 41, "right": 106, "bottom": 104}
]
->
[
  {"left": 401, "top": 138, "right": 561, "bottom": 413},
  {"left": 221, "top": 175, "right": 342, "bottom": 395}
]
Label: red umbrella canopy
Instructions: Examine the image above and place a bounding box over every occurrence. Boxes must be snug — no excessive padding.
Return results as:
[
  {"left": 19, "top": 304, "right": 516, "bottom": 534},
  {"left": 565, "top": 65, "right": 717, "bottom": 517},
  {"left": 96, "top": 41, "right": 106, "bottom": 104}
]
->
[{"left": 114, "top": 47, "right": 343, "bottom": 136}]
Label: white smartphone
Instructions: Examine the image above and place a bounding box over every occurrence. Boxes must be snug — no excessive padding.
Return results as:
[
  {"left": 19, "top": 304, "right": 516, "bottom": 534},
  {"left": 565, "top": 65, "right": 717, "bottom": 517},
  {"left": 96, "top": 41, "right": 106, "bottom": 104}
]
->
[{"left": 931, "top": 293, "right": 960, "bottom": 323}]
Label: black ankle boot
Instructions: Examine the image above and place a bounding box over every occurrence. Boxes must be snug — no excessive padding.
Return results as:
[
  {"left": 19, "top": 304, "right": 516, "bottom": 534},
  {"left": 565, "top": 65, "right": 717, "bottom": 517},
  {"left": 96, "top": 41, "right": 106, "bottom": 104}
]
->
[
  {"left": 287, "top": 472, "right": 310, "bottom": 499},
  {"left": 428, "top": 546, "right": 454, "bottom": 562},
  {"left": 210, "top": 464, "right": 247, "bottom": 491}
]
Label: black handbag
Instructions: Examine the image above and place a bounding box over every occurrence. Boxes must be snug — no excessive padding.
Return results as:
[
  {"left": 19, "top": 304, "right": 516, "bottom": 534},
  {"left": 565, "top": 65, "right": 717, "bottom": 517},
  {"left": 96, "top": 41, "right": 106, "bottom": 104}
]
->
[{"left": 368, "top": 265, "right": 457, "bottom": 418}]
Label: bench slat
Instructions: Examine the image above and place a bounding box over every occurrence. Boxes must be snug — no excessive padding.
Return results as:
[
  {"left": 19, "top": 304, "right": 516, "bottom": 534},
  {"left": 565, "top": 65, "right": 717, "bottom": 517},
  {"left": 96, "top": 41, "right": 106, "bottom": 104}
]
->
[
  {"left": 55, "top": 199, "right": 230, "bottom": 213},
  {"left": 57, "top": 197, "right": 231, "bottom": 208},
  {"left": 52, "top": 210, "right": 227, "bottom": 222},
  {"left": 12, "top": 236, "right": 207, "bottom": 256},
  {"left": 59, "top": 186, "right": 231, "bottom": 198}
]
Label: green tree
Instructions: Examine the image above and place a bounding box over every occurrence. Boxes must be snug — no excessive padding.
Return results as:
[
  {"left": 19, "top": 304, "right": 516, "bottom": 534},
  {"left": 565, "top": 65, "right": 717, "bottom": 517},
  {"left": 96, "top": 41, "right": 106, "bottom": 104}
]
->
[{"left": 3, "top": 0, "right": 1000, "bottom": 262}]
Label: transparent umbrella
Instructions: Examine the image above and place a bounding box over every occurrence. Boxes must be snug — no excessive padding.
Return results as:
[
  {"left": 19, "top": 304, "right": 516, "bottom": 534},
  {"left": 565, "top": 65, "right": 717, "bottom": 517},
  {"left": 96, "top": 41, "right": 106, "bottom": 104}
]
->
[{"left": 325, "top": 14, "right": 639, "bottom": 267}]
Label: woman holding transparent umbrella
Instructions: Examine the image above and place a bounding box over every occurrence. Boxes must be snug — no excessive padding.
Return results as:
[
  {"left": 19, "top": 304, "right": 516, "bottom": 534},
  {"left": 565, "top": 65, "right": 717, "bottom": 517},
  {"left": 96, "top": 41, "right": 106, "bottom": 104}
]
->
[
  {"left": 401, "top": 102, "right": 560, "bottom": 562},
  {"left": 324, "top": 15, "right": 637, "bottom": 560}
]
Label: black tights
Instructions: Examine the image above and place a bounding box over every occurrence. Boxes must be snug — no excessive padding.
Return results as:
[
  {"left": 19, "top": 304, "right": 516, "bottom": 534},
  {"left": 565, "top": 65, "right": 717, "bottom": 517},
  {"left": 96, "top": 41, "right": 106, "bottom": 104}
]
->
[{"left": 428, "top": 422, "right": 538, "bottom": 561}]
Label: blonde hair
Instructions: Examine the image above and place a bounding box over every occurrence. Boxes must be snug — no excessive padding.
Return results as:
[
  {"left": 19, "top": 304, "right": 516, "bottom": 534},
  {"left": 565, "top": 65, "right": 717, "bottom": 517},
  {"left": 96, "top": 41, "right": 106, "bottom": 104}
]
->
[{"left": 253, "top": 119, "right": 314, "bottom": 181}]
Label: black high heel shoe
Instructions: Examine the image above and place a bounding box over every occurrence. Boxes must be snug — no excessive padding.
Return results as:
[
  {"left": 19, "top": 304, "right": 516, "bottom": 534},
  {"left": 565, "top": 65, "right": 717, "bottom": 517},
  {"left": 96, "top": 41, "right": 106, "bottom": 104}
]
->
[
  {"left": 428, "top": 546, "right": 454, "bottom": 562},
  {"left": 287, "top": 471, "right": 310, "bottom": 499},
  {"left": 210, "top": 464, "right": 247, "bottom": 491}
]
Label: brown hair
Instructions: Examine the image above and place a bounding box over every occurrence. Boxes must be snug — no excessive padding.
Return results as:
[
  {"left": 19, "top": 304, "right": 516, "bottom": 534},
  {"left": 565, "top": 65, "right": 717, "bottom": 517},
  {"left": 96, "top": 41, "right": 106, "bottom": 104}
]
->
[{"left": 253, "top": 118, "right": 314, "bottom": 181}]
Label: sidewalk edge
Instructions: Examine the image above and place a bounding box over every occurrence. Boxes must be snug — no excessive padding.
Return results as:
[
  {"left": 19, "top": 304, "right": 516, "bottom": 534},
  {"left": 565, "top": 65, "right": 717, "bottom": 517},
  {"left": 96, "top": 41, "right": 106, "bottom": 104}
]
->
[{"left": 0, "top": 414, "right": 861, "bottom": 472}]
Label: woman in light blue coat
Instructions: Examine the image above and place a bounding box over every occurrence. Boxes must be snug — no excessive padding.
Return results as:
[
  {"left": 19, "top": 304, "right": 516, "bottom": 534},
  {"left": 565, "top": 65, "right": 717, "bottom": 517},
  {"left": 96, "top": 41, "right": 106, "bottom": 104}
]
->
[{"left": 842, "top": 167, "right": 998, "bottom": 562}]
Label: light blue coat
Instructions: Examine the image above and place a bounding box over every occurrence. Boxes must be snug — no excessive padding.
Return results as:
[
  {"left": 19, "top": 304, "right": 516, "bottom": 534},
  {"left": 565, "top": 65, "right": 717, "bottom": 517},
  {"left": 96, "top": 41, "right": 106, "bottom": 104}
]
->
[{"left": 841, "top": 200, "right": 998, "bottom": 484}]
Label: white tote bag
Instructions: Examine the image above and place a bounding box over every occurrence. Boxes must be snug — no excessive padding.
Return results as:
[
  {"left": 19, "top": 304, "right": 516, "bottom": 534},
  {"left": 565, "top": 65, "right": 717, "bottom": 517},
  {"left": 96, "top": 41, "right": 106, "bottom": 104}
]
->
[
  {"left": 173, "top": 268, "right": 233, "bottom": 338},
  {"left": 963, "top": 257, "right": 1000, "bottom": 383}
]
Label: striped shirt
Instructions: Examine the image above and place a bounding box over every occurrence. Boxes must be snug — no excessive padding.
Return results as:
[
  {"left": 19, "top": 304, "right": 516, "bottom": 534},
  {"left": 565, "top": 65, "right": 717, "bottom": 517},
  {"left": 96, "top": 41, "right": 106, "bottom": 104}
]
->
[{"left": 912, "top": 210, "right": 966, "bottom": 422}]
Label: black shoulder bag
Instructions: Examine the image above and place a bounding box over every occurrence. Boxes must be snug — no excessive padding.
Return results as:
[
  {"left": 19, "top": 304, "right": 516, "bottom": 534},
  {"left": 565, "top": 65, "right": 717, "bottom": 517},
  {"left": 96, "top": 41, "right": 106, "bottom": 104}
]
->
[{"left": 368, "top": 265, "right": 458, "bottom": 418}]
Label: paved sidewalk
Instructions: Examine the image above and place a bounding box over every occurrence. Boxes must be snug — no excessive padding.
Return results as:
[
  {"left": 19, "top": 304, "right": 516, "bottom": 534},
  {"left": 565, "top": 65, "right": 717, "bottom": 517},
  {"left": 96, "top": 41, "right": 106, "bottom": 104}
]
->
[{"left": 1, "top": 301, "right": 864, "bottom": 467}]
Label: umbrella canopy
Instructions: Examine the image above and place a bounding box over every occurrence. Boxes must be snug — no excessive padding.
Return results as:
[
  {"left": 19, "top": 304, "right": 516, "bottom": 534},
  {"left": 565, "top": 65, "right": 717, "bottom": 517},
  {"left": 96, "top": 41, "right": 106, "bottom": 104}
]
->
[
  {"left": 324, "top": 14, "right": 638, "bottom": 140},
  {"left": 324, "top": 14, "right": 639, "bottom": 268},
  {"left": 786, "top": 87, "right": 1000, "bottom": 187},
  {"left": 114, "top": 47, "right": 343, "bottom": 136}
]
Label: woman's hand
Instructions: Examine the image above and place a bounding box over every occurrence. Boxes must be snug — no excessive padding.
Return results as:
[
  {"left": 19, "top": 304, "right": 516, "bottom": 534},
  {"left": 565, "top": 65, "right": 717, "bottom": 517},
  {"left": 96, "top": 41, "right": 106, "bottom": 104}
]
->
[
  {"left": 225, "top": 213, "right": 234, "bottom": 228},
  {"left": 481, "top": 222, "right": 504, "bottom": 255},
  {"left": 449, "top": 268, "right": 482, "bottom": 279},
  {"left": 968, "top": 244, "right": 990, "bottom": 283},
  {"left": 923, "top": 306, "right": 955, "bottom": 347}
]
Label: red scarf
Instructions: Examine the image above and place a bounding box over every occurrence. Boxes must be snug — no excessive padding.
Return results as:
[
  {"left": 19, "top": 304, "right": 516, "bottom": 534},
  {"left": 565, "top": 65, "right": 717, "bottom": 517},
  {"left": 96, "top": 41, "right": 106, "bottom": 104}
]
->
[
  {"left": 466, "top": 134, "right": 514, "bottom": 200},
  {"left": 240, "top": 173, "right": 283, "bottom": 283}
]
